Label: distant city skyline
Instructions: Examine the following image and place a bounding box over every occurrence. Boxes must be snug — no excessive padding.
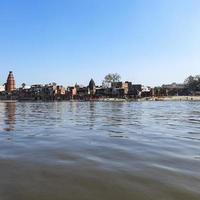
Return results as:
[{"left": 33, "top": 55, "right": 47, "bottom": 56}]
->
[{"left": 0, "top": 0, "right": 200, "bottom": 87}]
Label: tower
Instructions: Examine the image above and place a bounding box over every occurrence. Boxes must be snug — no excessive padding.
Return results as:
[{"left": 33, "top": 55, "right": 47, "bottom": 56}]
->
[
  {"left": 5, "top": 71, "right": 16, "bottom": 92},
  {"left": 88, "top": 78, "right": 96, "bottom": 95}
]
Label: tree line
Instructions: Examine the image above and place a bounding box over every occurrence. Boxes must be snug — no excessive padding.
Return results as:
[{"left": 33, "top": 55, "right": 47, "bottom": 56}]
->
[{"left": 184, "top": 75, "right": 200, "bottom": 93}]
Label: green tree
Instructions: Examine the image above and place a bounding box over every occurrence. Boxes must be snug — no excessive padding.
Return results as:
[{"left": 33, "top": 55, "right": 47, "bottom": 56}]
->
[
  {"left": 21, "top": 83, "right": 26, "bottom": 89},
  {"left": 102, "top": 73, "right": 121, "bottom": 88},
  {"left": 184, "top": 75, "right": 200, "bottom": 93}
]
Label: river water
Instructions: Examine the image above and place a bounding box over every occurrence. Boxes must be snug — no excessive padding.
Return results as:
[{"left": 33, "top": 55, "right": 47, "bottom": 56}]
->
[{"left": 0, "top": 101, "right": 200, "bottom": 200}]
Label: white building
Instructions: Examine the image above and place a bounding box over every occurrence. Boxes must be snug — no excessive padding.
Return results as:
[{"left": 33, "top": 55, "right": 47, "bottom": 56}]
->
[
  {"left": 0, "top": 85, "right": 5, "bottom": 92},
  {"left": 142, "top": 86, "right": 151, "bottom": 92}
]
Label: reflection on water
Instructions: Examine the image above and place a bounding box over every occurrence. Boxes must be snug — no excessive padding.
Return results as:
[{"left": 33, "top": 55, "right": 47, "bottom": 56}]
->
[
  {"left": 0, "top": 101, "right": 200, "bottom": 200},
  {"left": 4, "top": 102, "right": 16, "bottom": 131}
]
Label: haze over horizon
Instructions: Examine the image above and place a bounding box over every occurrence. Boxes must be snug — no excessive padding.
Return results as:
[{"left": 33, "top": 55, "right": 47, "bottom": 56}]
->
[{"left": 0, "top": 0, "right": 200, "bottom": 87}]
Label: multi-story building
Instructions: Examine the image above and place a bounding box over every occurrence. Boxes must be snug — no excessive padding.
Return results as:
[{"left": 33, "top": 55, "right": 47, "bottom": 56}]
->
[
  {"left": 67, "top": 86, "right": 77, "bottom": 99},
  {"left": 111, "top": 81, "right": 142, "bottom": 97},
  {"left": 162, "top": 83, "right": 185, "bottom": 96}
]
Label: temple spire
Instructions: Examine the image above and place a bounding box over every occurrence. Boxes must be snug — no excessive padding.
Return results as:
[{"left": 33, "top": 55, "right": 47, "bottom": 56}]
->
[{"left": 5, "top": 71, "right": 16, "bottom": 92}]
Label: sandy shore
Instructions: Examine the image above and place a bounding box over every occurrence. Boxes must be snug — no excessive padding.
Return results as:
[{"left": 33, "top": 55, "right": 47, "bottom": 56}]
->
[
  {"left": 1, "top": 96, "right": 200, "bottom": 102},
  {"left": 98, "top": 96, "right": 200, "bottom": 102},
  {"left": 152, "top": 96, "right": 200, "bottom": 101}
]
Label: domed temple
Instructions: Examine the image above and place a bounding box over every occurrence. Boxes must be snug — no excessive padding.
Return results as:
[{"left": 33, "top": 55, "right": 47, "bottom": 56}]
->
[
  {"left": 88, "top": 78, "right": 96, "bottom": 95},
  {"left": 5, "top": 71, "right": 16, "bottom": 92}
]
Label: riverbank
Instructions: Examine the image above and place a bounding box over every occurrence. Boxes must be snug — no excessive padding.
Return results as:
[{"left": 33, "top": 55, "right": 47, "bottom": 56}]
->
[
  {"left": 87, "top": 96, "right": 200, "bottom": 102},
  {"left": 1, "top": 96, "right": 200, "bottom": 102},
  {"left": 153, "top": 96, "right": 200, "bottom": 101}
]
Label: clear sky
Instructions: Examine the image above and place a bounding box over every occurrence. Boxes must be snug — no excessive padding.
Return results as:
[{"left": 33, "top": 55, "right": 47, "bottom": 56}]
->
[{"left": 0, "top": 0, "right": 200, "bottom": 87}]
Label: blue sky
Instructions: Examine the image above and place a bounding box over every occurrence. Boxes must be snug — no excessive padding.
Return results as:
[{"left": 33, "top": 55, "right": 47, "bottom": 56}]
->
[{"left": 0, "top": 0, "right": 200, "bottom": 87}]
